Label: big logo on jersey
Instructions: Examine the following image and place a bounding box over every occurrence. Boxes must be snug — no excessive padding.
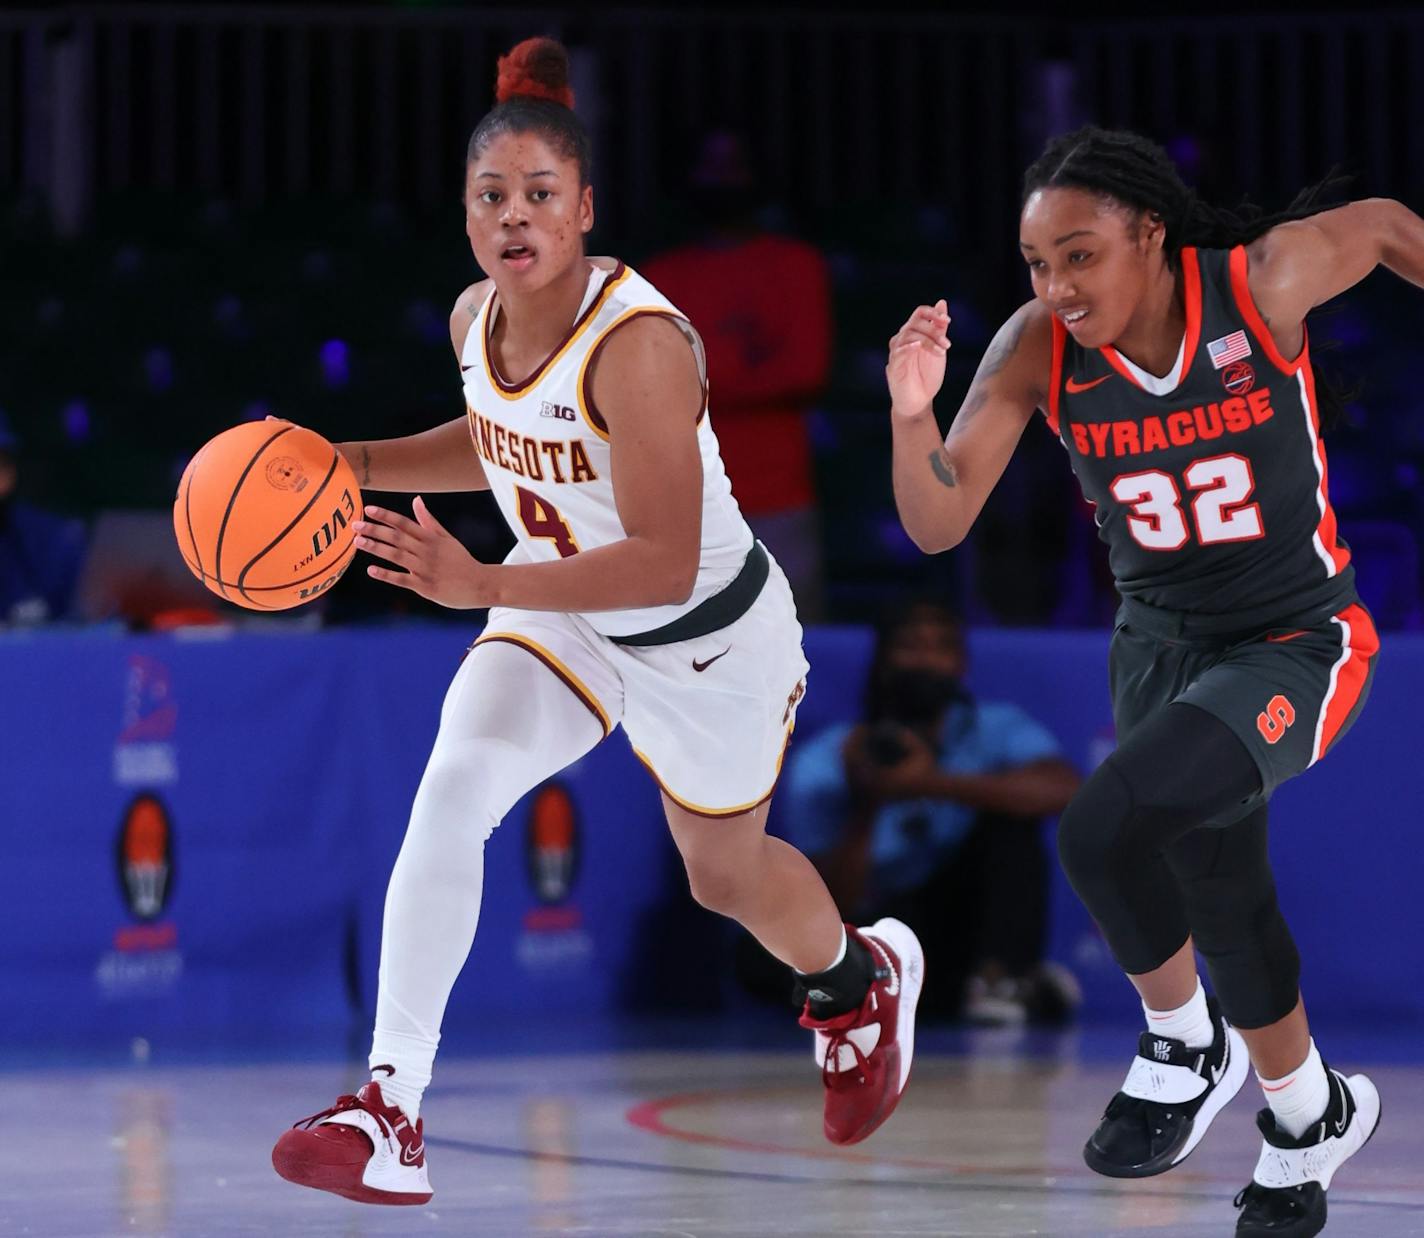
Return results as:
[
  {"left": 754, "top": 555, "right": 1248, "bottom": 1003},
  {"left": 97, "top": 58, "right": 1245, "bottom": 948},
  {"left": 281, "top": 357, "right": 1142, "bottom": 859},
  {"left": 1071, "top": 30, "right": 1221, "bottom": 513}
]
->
[
  {"left": 467, "top": 407, "right": 599, "bottom": 485},
  {"left": 1069, "top": 388, "right": 1275, "bottom": 459}
]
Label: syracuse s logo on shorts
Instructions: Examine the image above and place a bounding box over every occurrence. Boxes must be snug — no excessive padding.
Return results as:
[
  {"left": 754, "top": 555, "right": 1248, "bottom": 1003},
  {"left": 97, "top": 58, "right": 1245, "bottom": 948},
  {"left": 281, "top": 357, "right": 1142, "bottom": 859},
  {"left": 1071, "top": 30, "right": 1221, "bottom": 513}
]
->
[{"left": 1256, "top": 694, "right": 1296, "bottom": 745}]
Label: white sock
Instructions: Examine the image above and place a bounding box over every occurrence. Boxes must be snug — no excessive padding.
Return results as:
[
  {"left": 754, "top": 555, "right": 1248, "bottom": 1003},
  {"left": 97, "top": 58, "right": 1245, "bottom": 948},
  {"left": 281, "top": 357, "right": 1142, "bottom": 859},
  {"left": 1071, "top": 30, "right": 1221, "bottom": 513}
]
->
[
  {"left": 368, "top": 641, "right": 605, "bottom": 1127},
  {"left": 1143, "top": 978, "right": 1213, "bottom": 1049},
  {"left": 370, "top": 1055, "right": 428, "bottom": 1123},
  {"left": 1258, "top": 1039, "right": 1331, "bottom": 1139}
]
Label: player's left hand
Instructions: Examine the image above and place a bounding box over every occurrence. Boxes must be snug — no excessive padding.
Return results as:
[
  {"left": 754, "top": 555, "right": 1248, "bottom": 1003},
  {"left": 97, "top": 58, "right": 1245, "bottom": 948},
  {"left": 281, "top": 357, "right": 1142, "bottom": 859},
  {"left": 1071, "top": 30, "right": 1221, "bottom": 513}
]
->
[{"left": 356, "top": 497, "right": 495, "bottom": 609}]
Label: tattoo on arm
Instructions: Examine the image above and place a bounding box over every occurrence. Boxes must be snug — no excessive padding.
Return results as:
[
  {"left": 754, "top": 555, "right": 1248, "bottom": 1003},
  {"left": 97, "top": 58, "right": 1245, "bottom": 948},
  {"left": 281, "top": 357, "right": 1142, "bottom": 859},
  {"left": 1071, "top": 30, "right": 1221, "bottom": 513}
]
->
[
  {"left": 959, "top": 309, "right": 1031, "bottom": 420},
  {"left": 928, "top": 447, "right": 958, "bottom": 488},
  {"left": 466, "top": 298, "right": 480, "bottom": 318},
  {"left": 359, "top": 444, "right": 372, "bottom": 487}
]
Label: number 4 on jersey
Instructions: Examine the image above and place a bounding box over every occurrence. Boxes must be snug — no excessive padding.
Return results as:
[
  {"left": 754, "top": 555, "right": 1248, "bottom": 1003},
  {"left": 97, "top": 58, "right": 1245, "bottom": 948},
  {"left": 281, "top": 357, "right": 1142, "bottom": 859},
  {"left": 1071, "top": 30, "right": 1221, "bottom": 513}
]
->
[
  {"left": 1111, "top": 452, "right": 1264, "bottom": 551},
  {"left": 516, "top": 486, "right": 580, "bottom": 558}
]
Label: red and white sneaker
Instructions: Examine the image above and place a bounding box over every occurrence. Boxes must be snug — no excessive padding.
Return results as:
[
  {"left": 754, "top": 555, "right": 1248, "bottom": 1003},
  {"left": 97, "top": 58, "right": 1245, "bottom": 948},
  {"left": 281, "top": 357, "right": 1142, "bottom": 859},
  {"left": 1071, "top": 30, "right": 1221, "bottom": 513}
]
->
[
  {"left": 272, "top": 1078, "right": 433, "bottom": 1206},
  {"left": 799, "top": 918, "right": 925, "bottom": 1146}
]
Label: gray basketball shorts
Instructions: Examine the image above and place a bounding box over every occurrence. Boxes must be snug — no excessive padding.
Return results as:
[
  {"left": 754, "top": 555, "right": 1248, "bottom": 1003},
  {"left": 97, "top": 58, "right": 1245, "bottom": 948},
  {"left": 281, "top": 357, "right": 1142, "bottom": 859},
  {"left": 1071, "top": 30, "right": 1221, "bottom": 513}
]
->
[{"left": 1109, "top": 600, "right": 1379, "bottom": 810}]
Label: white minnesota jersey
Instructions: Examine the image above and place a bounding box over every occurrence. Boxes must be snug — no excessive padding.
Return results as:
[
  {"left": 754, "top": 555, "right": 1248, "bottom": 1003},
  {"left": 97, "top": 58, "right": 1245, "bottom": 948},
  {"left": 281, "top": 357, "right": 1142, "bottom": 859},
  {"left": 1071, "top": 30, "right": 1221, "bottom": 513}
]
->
[{"left": 460, "top": 260, "right": 754, "bottom": 639}]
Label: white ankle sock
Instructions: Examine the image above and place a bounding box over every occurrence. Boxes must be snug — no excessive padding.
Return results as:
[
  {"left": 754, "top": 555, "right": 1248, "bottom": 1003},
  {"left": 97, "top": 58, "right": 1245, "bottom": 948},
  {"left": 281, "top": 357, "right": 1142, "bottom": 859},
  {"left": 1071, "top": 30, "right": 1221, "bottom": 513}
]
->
[
  {"left": 1258, "top": 1039, "right": 1330, "bottom": 1139},
  {"left": 1143, "top": 978, "right": 1213, "bottom": 1049},
  {"left": 369, "top": 1045, "right": 430, "bottom": 1123}
]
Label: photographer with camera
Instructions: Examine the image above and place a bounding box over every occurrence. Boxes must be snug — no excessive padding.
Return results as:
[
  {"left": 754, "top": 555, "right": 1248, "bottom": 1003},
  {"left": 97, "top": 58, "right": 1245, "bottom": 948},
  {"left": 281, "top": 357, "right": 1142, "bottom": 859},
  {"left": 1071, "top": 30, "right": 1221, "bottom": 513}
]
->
[{"left": 780, "top": 599, "right": 1081, "bottom": 1023}]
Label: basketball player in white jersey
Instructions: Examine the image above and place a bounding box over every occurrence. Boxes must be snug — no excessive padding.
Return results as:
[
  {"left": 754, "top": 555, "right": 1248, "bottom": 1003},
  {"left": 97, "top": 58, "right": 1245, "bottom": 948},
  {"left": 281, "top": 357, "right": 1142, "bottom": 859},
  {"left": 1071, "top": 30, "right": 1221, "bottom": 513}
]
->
[{"left": 271, "top": 38, "right": 923, "bottom": 1206}]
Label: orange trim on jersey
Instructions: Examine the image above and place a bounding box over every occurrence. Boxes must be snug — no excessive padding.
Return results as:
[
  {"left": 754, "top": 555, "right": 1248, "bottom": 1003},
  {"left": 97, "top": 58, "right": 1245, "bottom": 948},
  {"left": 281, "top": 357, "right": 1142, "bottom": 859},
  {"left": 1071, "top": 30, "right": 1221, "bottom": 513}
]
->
[
  {"left": 1177, "top": 247, "right": 1204, "bottom": 386},
  {"left": 1098, "top": 344, "right": 1144, "bottom": 390},
  {"left": 1312, "top": 603, "right": 1378, "bottom": 764},
  {"left": 576, "top": 307, "right": 696, "bottom": 442},
  {"left": 1097, "top": 247, "right": 1203, "bottom": 394},
  {"left": 1045, "top": 314, "right": 1065, "bottom": 438},
  {"left": 473, "top": 632, "right": 612, "bottom": 736},
  {"left": 1298, "top": 354, "right": 1351, "bottom": 576},
  {"left": 632, "top": 724, "right": 793, "bottom": 819},
  {"left": 482, "top": 262, "right": 632, "bottom": 400},
  {"left": 1228, "top": 245, "right": 1305, "bottom": 375}
]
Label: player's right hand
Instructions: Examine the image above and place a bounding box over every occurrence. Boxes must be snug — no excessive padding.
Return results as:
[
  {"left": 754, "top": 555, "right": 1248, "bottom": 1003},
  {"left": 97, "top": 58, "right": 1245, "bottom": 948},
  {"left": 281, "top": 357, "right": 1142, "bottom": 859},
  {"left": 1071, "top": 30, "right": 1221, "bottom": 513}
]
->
[{"left": 886, "top": 300, "right": 951, "bottom": 419}]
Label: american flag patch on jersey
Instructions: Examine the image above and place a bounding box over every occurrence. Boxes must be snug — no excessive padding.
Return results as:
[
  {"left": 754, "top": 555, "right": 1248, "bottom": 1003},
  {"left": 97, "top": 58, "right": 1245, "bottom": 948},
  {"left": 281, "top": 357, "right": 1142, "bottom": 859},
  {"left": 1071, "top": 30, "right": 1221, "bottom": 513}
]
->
[{"left": 1207, "top": 330, "right": 1252, "bottom": 369}]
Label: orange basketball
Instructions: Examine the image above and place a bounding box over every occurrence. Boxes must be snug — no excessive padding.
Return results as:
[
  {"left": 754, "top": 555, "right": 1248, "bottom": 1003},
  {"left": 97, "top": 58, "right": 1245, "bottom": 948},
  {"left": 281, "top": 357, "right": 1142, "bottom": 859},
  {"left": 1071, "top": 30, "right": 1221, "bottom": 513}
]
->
[{"left": 173, "top": 421, "right": 363, "bottom": 611}]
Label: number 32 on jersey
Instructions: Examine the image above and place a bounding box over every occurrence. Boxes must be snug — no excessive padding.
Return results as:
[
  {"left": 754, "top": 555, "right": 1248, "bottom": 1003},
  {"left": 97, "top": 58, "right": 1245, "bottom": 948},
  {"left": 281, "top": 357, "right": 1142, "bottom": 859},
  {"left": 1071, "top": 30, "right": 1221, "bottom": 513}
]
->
[
  {"left": 516, "top": 486, "right": 580, "bottom": 558},
  {"left": 1110, "top": 453, "right": 1263, "bottom": 550}
]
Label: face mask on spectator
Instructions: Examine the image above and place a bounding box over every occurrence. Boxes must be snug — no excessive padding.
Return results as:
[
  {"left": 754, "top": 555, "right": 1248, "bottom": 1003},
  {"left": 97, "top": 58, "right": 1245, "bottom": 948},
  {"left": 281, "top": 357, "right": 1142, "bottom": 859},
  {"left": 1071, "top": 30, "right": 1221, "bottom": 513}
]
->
[{"left": 878, "top": 668, "right": 969, "bottom": 727}]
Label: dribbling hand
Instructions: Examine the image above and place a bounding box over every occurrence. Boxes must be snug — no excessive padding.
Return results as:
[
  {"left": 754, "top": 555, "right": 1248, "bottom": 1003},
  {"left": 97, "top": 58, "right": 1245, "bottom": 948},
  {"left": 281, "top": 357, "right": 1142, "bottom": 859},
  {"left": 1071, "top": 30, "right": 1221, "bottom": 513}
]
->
[
  {"left": 356, "top": 498, "right": 494, "bottom": 609},
  {"left": 886, "top": 300, "right": 951, "bottom": 419}
]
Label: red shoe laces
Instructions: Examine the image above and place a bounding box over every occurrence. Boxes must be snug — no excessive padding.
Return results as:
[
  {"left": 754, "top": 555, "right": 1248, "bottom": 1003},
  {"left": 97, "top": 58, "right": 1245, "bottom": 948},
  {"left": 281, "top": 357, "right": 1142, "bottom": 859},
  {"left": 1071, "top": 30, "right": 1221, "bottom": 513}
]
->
[
  {"left": 293, "top": 1092, "right": 397, "bottom": 1151},
  {"left": 802, "top": 997, "right": 876, "bottom": 1088},
  {"left": 822, "top": 1028, "right": 873, "bottom": 1088}
]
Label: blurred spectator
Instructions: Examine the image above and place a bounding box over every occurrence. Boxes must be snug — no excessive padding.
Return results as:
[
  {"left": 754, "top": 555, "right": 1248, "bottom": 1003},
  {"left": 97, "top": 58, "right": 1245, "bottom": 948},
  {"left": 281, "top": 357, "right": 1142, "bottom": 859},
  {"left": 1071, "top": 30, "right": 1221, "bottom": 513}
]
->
[
  {"left": 763, "top": 599, "right": 1082, "bottom": 1023},
  {"left": 0, "top": 413, "right": 87, "bottom": 625},
  {"left": 642, "top": 131, "right": 833, "bottom": 618}
]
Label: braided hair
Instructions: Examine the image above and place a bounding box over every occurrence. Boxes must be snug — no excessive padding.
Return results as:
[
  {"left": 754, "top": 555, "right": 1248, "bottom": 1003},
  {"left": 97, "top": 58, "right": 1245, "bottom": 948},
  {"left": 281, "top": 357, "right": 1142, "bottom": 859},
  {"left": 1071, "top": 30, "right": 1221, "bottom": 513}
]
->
[
  {"left": 1023, "top": 127, "right": 1346, "bottom": 265},
  {"left": 1024, "top": 127, "right": 1354, "bottom": 425},
  {"left": 466, "top": 38, "right": 592, "bottom": 186}
]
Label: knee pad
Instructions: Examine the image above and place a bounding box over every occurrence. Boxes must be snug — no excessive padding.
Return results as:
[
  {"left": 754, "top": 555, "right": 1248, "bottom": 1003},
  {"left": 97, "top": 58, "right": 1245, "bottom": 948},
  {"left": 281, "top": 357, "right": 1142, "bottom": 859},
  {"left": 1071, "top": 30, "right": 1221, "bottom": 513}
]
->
[
  {"left": 1191, "top": 889, "right": 1301, "bottom": 1029},
  {"left": 1057, "top": 757, "right": 1192, "bottom": 975},
  {"left": 1056, "top": 758, "right": 1137, "bottom": 897}
]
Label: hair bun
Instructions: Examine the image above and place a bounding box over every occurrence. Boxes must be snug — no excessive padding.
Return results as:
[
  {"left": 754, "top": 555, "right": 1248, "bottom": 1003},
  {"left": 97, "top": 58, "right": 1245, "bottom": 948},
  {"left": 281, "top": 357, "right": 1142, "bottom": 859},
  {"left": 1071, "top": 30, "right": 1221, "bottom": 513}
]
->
[{"left": 496, "top": 38, "right": 575, "bottom": 109}]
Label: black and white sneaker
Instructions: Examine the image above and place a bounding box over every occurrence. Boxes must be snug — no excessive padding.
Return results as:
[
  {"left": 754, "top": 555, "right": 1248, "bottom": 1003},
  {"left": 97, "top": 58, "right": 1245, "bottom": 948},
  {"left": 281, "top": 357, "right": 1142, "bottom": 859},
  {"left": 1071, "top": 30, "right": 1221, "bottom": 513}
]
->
[
  {"left": 1083, "top": 996, "right": 1248, "bottom": 1178},
  {"left": 1235, "top": 1067, "right": 1381, "bottom": 1237}
]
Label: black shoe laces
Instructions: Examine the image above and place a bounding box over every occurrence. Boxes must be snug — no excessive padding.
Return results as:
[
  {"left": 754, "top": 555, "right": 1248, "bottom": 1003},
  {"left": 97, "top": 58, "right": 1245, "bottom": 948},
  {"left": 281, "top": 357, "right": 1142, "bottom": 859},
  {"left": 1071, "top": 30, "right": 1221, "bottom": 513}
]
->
[
  {"left": 1102, "top": 1093, "right": 1182, "bottom": 1151},
  {"left": 1234, "top": 1181, "right": 1308, "bottom": 1218}
]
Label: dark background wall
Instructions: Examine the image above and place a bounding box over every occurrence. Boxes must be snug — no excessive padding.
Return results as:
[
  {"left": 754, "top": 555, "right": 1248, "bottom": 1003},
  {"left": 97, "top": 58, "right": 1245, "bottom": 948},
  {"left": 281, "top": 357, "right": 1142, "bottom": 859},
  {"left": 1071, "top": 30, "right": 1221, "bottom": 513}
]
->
[{"left": 3, "top": 4, "right": 1423, "bottom": 624}]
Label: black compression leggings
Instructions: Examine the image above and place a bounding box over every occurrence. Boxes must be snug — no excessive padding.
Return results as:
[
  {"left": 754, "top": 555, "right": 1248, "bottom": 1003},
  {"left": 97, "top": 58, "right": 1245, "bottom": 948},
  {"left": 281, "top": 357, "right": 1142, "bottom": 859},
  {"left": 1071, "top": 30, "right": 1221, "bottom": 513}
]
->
[{"left": 1057, "top": 702, "right": 1301, "bottom": 1029}]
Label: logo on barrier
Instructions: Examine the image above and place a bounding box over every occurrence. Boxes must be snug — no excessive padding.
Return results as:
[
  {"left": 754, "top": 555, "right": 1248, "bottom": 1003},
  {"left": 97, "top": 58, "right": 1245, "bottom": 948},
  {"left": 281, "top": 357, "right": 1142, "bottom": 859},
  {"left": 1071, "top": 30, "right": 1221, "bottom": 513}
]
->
[
  {"left": 117, "top": 793, "right": 175, "bottom": 921},
  {"left": 114, "top": 656, "right": 179, "bottom": 786},
  {"left": 526, "top": 782, "right": 579, "bottom": 905},
  {"left": 97, "top": 793, "right": 185, "bottom": 997},
  {"left": 517, "top": 781, "right": 593, "bottom": 971}
]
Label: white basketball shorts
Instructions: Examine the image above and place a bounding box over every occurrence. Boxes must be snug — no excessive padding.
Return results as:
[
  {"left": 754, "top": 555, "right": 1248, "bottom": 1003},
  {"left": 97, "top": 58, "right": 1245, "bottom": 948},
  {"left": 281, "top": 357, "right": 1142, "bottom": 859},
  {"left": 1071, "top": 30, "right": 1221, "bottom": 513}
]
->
[{"left": 472, "top": 555, "right": 809, "bottom": 817}]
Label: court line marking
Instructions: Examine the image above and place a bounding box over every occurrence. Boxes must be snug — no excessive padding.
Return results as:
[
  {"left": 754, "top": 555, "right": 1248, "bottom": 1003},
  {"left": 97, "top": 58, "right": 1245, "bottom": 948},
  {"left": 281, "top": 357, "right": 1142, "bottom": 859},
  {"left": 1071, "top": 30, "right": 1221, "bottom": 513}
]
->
[
  {"left": 427, "top": 1132, "right": 1424, "bottom": 1214},
  {"left": 618, "top": 1085, "right": 1424, "bottom": 1211}
]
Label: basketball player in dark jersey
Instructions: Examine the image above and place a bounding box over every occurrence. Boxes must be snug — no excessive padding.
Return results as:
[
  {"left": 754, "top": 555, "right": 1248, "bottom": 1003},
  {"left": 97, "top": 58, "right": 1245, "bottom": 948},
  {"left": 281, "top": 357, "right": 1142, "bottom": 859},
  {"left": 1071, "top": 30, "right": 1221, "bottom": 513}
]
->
[{"left": 888, "top": 128, "right": 1424, "bottom": 1237}]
